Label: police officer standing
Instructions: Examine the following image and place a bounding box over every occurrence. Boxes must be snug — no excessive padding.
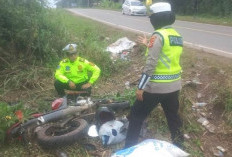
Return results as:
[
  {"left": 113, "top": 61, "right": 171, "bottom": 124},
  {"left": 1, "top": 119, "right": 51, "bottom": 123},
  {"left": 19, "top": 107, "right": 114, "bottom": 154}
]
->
[
  {"left": 54, "top": 44, "right": 101, "bottom": 97},
  {"left": 125, "top": 2, "right": 184, "bottom": 149}
]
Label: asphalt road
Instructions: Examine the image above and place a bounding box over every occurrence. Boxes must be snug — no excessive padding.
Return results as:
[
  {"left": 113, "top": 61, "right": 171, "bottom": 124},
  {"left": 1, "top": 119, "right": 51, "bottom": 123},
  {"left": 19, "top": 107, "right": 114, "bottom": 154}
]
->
[{"left": 67, "top": 8, "right": 232, "bottom": 58}]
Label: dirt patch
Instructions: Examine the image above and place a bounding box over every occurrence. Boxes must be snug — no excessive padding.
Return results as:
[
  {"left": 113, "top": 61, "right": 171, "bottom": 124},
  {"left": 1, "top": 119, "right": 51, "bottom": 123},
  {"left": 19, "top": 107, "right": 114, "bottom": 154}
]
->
[
  {"left": 93, "top": 47, "right": 232, "bottom": 156},
  {"left": 181, "top": 48, "right": 232, "bottom": 157}
]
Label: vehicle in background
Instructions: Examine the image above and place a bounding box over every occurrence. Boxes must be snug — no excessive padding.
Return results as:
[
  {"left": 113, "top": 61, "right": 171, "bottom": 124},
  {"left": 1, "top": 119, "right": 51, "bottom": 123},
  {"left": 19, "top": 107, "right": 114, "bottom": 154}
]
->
[{"left": 122, "top": 0, "right": 147, "bottom": 16}]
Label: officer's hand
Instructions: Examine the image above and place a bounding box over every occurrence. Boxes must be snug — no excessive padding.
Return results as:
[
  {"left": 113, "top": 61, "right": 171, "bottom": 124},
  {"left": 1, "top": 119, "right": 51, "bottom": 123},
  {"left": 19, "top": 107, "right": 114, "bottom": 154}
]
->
[
  {"left": 69, "top": 81, "right": 76, "bottom": 89},
  {"left": 82, "top": 83, "right": 91, "bottom": 89},
  {"left": 137, "top": 34, "right": 148, "bottom": 46},
  {"left": 136, "top": 89, "right": 144, "bottom": 101}
]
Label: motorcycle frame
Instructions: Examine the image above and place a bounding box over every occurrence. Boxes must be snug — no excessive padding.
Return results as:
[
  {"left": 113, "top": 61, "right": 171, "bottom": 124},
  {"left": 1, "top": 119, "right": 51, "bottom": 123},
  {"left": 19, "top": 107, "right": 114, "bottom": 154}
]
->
[{"left": 7, "top": 94, "right": 94, "bottom": 141}]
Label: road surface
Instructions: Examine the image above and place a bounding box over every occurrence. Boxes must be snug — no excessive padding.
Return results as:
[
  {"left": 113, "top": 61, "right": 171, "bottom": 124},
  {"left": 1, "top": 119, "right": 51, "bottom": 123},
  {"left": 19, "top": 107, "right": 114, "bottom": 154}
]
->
[{"left": 67, "top": 8, "right": 232, "bottom": 58}]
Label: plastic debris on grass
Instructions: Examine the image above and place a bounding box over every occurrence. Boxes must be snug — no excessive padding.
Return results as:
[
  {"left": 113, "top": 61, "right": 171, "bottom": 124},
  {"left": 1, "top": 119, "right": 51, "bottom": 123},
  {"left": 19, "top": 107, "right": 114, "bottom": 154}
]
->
[{"left": 106, "top": 37, "right": 136, "bottom": 61}]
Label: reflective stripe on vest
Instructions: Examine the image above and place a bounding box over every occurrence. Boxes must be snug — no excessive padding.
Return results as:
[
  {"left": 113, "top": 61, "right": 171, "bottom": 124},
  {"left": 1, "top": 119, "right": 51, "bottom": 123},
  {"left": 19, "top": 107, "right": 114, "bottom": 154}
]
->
[
  {"left": 150, "top": 27, "right": 183, "bottom": 83},
  {"left": 151, "top": 72, "right": 181, "bottom": 81}
]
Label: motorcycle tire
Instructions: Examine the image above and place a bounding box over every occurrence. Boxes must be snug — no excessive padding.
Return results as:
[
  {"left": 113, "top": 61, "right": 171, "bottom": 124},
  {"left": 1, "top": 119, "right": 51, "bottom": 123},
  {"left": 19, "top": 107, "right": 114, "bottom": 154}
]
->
[{"left": 36, "top": 118, "right": 88, "bottom": 149}]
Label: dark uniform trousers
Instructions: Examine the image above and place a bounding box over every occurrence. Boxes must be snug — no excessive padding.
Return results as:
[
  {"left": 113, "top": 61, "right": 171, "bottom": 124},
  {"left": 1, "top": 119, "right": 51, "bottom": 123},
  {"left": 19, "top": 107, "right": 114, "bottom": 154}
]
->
[
  {"left": 54, "top": 80, "right": 91, "bottom": 97},
  {"left": 124, "top": 90, "right": 184, "bottom": 149}
]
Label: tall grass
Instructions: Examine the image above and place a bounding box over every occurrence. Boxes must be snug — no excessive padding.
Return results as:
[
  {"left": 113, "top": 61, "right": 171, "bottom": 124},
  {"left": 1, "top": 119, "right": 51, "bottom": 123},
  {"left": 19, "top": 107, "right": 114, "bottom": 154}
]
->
[{"left": 0, "top": 1, "right": 69, "bottom": 65}]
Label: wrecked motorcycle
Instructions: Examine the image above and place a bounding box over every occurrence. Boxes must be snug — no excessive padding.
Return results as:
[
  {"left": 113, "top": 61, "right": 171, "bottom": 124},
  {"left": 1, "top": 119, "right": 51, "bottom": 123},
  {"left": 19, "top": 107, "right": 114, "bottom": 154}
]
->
[{"left": 7, "top": 91, "right": 130, "bottom": 149}]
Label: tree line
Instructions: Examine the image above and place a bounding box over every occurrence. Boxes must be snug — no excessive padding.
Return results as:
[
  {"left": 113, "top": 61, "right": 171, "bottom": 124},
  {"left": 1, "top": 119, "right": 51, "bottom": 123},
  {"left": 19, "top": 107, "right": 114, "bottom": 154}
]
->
[{"left": 169, "top": 0, "right": 232, "bottom": 17}]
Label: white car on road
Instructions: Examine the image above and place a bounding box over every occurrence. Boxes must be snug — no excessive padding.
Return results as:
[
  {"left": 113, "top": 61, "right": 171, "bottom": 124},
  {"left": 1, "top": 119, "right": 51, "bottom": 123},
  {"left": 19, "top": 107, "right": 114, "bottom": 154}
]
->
[{"left": 122, "top": 0, "right": 147, "bottom": 16}]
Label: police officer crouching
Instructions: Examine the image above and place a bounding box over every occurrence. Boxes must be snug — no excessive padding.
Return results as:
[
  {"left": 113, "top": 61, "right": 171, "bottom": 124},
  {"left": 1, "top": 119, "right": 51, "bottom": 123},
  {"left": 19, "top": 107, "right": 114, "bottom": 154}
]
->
[
  {"left": 124, "top": 2, "right": 184, "bottom": 149},
  {"left": 54, "top": 44, "right": 101, "bottom": 97}
]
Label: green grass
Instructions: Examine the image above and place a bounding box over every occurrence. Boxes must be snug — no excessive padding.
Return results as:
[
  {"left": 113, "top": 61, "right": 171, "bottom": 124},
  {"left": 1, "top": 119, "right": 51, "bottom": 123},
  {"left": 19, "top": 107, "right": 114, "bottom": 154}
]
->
[
  {"left": 96, "top": 0, "right": 122, "bottom": 10},
  {"left": 184, "top": 140, "right": 205, "bottom": 157}
]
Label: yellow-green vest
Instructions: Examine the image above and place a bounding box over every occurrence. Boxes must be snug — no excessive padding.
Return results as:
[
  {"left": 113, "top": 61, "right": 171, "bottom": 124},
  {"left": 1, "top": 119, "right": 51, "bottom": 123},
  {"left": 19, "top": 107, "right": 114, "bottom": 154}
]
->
[
  {"left": 55, "top": 57, "right": 101, "bottom": 84},
  {"left": 149, "top": 27, "right": 183, "bottom": 83}
]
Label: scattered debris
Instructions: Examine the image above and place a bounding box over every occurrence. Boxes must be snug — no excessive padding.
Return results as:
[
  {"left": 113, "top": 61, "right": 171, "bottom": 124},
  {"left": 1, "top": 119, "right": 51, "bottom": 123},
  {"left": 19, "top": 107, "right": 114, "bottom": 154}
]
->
[
  {"left": 192, "top": 102, "right": 207, "bottom": 110},
  {"left": 212, "top": 149, "right": 224, "bottom": 157},
  {"left": 217, "top": 146, "right": 226, "bottom": 153},
  {"left": 197, "top": 93, "right": 202, "bottom": 98},
  {"left": 184, "top": 134, "right": 190, "bottom": 139},
  {"left": 125, "top": 81, "right": 130, "bottom": 89},
  {"left": 209, "top": 95, "right": 218, "bottom": 103},
  {"left": 202, "top": 120, "right": 209, "bottom": 126},
  {"left": 88, "top": 125, "right": 99, "bottom": 137},
  {"left": 205, "top": 123, "right": 216, "bottom": 133},
  {"left": 200, "top": 146, "right": 204, "bottom": 151},
  {"left": 197, "top": 116, "right": 217, "bottom": 133},
  {"left": 106, "top": 37, "right": 136, "bottom": 54},
  {"left": 105, "top": 37, "right": 110, "bottom": 41},
  {"left": 195, "top": 102, "right": 207, "bottom": 107},
  {"left": 219, "top": 70, "right": 225, "bottom": 74},
  {"left": 106, "top": 37, "right": 136, "bottom": 60},
  {"left": 184, "top": 78, "right": 202, "bottom": 87},
  {"left": 120, "top": 51, "right": 130, "bottom": 60},
  {"left": 56, "top": 151, "right": 68, "bottom": 157},
  {"left": 192, "top": 78, "right": 202, "bottom": 85},
  {"left": 197, "top": 117, "right": 209, "bottom": 126}
]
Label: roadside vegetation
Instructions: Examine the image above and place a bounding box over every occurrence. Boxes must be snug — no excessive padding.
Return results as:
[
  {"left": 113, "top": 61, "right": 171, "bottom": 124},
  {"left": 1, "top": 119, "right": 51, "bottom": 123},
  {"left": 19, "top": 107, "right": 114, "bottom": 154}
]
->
[
  {"left": 0, "top": 0, "right": 232, "bottom": 157},
  {"left": 98, "top": 0, "right": 122, "bottom": 10}
]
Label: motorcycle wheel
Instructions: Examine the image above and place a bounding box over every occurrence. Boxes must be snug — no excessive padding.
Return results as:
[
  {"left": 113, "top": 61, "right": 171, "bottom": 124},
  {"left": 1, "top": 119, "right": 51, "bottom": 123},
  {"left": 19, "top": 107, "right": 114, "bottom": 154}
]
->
[{"left": 36, "top": 118, "right": 88, "bottom": 149}]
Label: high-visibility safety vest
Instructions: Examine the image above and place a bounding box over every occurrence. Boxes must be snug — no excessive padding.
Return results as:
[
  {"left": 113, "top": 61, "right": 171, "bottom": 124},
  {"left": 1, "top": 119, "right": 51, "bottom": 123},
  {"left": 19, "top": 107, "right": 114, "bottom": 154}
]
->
[
  {"left": 55, "top": 57, "right": 101, "bottom": 84},
  {"left": 150, "top": 27, "right": 183, "bottom": 83}
]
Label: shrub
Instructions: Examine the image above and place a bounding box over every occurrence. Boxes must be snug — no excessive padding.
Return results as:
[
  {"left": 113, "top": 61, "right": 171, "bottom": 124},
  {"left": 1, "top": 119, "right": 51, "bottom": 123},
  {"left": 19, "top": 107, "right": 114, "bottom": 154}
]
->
[
  {"left": 0, "top": 0, "right": 68, "bottom": 65},
  {"left": 0, "top": 102, "right": 31, "bottom": 144}
]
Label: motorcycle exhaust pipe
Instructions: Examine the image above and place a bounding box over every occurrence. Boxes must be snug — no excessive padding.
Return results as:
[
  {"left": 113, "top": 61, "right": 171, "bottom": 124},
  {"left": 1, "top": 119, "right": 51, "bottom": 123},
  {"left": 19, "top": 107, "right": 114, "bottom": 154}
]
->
[{"left": 36, "top": 106, "right": 88, "bottom": 125}]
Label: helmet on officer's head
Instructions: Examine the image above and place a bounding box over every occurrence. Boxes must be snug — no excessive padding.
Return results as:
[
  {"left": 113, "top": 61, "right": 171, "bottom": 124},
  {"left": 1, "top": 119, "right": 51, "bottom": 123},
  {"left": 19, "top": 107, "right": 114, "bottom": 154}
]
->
[
  {"left": 150, "top": 2, "right": 171, "bottom": 14},
  {"left": 62, "top": 44, "right": 77, "bottom": 54},
  {"left": 149, "top": 2, "right": 175, "bottom": 29}
]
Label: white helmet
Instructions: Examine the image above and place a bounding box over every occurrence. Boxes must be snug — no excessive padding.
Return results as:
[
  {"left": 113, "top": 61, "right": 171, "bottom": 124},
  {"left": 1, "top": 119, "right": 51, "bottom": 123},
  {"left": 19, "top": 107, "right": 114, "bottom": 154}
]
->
[{"left": 150, "top": 2, "right": 171, "bottom": 13}]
